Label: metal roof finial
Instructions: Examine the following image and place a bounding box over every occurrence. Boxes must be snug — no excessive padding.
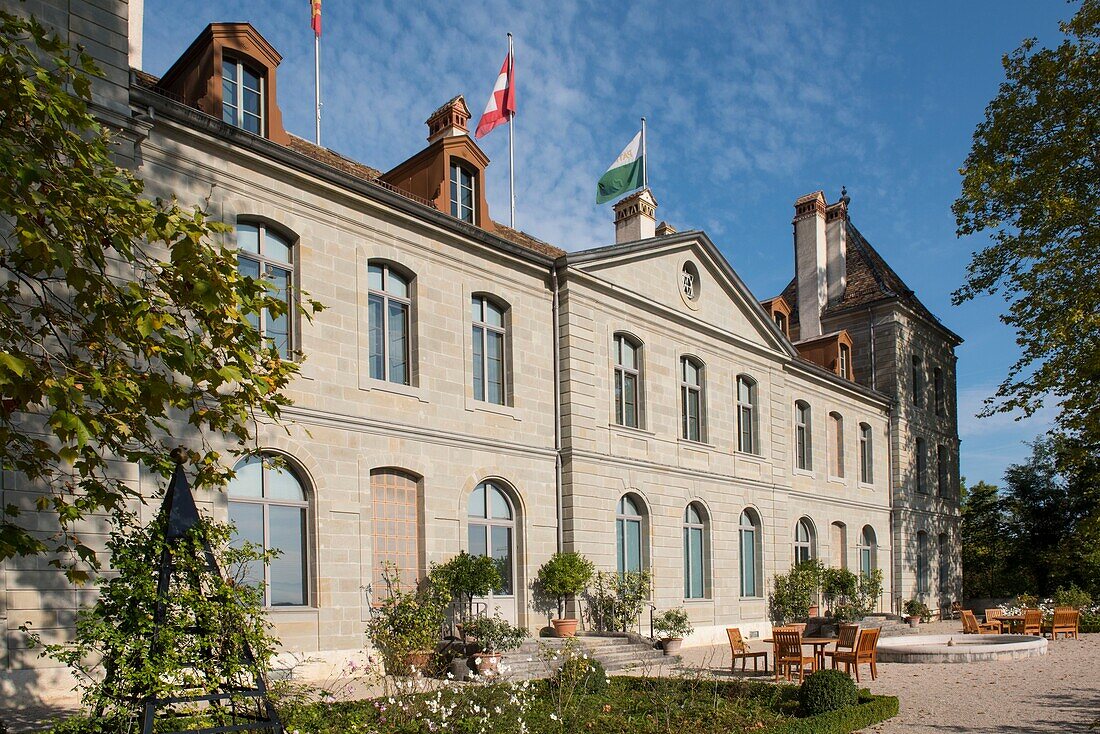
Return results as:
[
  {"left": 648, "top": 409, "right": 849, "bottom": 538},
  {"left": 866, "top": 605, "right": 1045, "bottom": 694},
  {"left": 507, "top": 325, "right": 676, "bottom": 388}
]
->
[{"left": 839, "top": 185, "right": 851, "bottom": 207}]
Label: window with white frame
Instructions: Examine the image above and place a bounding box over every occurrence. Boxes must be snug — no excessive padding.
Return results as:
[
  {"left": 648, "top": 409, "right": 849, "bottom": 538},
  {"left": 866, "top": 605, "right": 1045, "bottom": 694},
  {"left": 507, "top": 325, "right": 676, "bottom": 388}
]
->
[
  {"left": 680, "top": 356, "right": 705, "bottom": 442},
  {"left": 916, "top": 531, "right": 929, "bottom": 594},
  {"left": 616, "top": 494, "right": 645, "bottom": 574},
  {"left": 222, "top": 57, "right": 263, "bottom": 134},
  {"left": 683, "top": 503, "right": 707, "bottom": 599},
  {"left": 795, "top": 401, "right": 812, "bottom": 471},
  {"left": 468, "top": 481, "right": 516, "bottom": 595},
  {"left": 794, "top": 517, "right": 815, "bottom": 565},
  {"left": 859, "top": 423, "right": 873, "bottom": 484},
  {"left": 938, "top": 533, "right": 950, "bottom": 594},
  {"left": 237, "top": 223, "right": 293, "bottom": 360},
  {"left": 614, "top": 334, "right": 642, "bottom": 428},
  {"left": 839, "top": 343, "right": 851, "bottom": 379},
  {"left": 829, "top": 412, "right": 844, "bottom": 478},
  {"left": 450, "top": 162, "right": 475, "bottom": 223},
  {"left": 912, "top": 355, "right": 924, "bottom": 407},
  {"left": 859, "top": 525, "right": 877, "bottom": 578},
  {"left": 367, "top": 262, "right": 411, "bottom": 385},
  {"left": 471, "top": 295, "right": 507, "bottom": 405},
  {"left": 736, "top": 375, "right": 757, "bottom": 454},
  {"left": 228, "top": 455, "right": 309, "bottom": 607},
  {"left": 739, "top": 509, "right": 761, "bottom": 597}
]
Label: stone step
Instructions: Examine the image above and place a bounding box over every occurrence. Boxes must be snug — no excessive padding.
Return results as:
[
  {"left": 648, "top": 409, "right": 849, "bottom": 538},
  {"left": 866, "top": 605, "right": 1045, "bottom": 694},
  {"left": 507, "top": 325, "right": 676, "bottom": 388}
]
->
[{"left": 474, "top": 633, "right": 675, "bottom": 680}]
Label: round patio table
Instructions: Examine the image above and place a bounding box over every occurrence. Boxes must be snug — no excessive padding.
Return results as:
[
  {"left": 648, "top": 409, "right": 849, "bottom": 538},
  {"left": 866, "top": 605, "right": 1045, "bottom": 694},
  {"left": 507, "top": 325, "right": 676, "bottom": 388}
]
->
[
  {"left": 763, "top": 637, "right": 836, "bottom": 670},
  {"left": 996, "top": 614, "right": 1026, "bottom": 634}
]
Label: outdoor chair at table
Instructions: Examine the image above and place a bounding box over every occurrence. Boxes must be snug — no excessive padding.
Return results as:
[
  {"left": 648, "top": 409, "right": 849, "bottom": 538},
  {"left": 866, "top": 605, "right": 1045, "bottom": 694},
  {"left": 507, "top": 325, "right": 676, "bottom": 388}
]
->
[
  {"left": 824, "top": 624, "right": 859, "bottom": 670},
  {"left": 1051, "top": 607, "right": 1080, "bottom": 640},
  {"left": 726, "top": 627, "right": 768, "bottom": 673},
  {"left": 831, "top": 627, "right": 880, "bottom": 683},
  {"left": 984, "top": 608, "right": 1004, "bottom": 632},
  {"left": 1022, "top": 608, "right": 1043, "bottom": 636},
  {"left": 948, "top": 600, "right": 963, "bottom": 620},
  {"left": 773, "top": 628, "right": 816, "bottom": 683},
  {"left": 961, "top": 609, "right": 1001, "bottom": 634}
]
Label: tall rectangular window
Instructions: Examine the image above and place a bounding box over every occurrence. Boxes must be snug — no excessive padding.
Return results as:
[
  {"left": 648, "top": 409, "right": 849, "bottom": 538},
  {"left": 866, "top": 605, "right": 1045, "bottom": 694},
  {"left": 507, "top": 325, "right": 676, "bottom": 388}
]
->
[
  {"left": 839, "top": 343, "right": 851, "bottom": 379},
  {"left": 680, "top": 357, "right": 704, "bottom": 442},
  {"left": 934, "top": 367, "right": 945, "bottom": 416},
  {"left": 237, "top": 223, "right": 293, "bottom": 360},
  {"left": 859, "top": 423, "right": 873, "bottom": 484},
  {"left": 472, "top": 296, "right": 506, "bottom": 405},
  {"left": 739, "top": 511, "right": 758, "bottom": 597},
  {"left": 917, "top": 532, "right": 929, "bottom": 594},
  {"left": 938, "top": 533, "right": 950, "bottom": 594},
  {"left": 614, "top": 334, "right": 642, "bottom": 428},
  {"left": 912, "top": 355, "right": 924, "bottom": 407},
  {"left": 937, "top": 445, "right": 949, "bottom": 497},
  {"left": 916, "top": 438, "right": 927, "bottom": 493},
  {"left": 736, "top": 376, "right": 757, "bottom": 454},
  {"left": 450, "top": 163, "right": 475, "bottom": 223},
  {"left": 683, "top": 505, "right": 706, "bottom": 599},
  {"left": 795, "top": 401, "right": 811, "bottom": 470},
  {"left": 368, "top": 263, "right": 411, "bottom": 385},
  {"left": 222, "top": 58, "right": 263, "bottom": 135},
  {"left": 829, "top": 412, "right": 844, "bottom": 478}
]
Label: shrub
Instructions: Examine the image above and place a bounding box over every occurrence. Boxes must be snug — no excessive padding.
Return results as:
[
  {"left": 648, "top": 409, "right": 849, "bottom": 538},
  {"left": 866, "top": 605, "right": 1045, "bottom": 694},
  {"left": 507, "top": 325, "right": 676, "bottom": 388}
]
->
[
  {"left": 1053, "top": 584, "right": 1092, "bottom": 610},
  {"left": 365, "top": 564, "right": 445, "bottom": 670},
  {"left": 463, "top": 614, "right": 528, "bottom": 654},
  {"left": 536, "top": 552, "right": 595, "bottom": 619},
  {"left": 653, "top": 607, "right": 694, "bottom": 639},
  {"left": 584, "top": 570, "right": 653, "bottom": 632},
  {"left": 770, "top": 560, "right": 823, "bottom": 623},
  {"left": 798, "top": 669, "right": 858, "bottom": 716},
  {"left": 903, "top": 598, "right": 931, "bottom": 620},
  {"left": 766, "top": 694, "right": 899, "bottom": 733},
  {"left": 428, "top": 551, "right": 501, "bottom": 620},
  {"left": 553, "top": 654, "right": 609, "bottom": 694}
]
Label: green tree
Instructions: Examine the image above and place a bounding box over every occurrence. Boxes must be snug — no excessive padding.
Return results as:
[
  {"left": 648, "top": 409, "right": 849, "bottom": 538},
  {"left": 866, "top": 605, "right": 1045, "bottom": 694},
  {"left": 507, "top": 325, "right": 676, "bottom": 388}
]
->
[
  {"left": 0, "top": 13, "right": 320, "bottom": 580},
  {"left": 959, "top": 477, "right": 1010, "bottom": 598},
  {"left": 952, "top": 1, "right": 1100, "bottom": 448}
]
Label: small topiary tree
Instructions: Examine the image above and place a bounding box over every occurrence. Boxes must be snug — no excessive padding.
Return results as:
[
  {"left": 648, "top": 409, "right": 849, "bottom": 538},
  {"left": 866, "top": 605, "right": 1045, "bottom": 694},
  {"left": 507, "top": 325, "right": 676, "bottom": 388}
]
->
[
  {"left": 799, "top": 669, "right": 859, "bottom": 716},
  {"left": 429, "top": 551, "right": 501, "bottom": 621},
  {"left": 536, "top": 552, "right": 595, "bottom": 621}
]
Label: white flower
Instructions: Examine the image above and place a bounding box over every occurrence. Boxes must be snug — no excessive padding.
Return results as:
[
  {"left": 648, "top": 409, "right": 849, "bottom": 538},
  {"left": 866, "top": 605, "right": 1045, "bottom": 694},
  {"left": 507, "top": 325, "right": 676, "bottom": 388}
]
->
[{"left": 550, "top": 713, "right": 559, "bottom": 721}]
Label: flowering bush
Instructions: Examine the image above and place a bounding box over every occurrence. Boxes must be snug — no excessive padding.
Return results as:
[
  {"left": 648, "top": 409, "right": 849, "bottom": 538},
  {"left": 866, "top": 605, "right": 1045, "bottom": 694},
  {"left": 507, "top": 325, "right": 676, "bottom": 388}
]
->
[
  {"left": 463, "top": 614, "right": 528, "bottom": 654},
  {"left": 653, "top": 608, "right": 694, "bottom": 639}
]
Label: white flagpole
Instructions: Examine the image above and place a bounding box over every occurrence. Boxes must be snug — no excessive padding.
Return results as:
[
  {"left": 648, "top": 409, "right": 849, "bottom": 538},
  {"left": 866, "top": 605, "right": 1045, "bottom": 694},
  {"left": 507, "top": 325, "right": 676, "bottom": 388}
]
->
[
  {"left": 508, "top": 32, "right": 515, "bottom": 229},
  {"left": 641, "top": 116, "right": 648, "bottom": 189},
  {"left": 314, "top": 26, "right": 322, "bottom": 145}
]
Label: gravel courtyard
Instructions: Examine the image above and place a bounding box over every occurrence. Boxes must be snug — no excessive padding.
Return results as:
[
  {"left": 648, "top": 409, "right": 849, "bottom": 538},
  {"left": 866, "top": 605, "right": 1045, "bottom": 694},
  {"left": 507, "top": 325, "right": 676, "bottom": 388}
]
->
[{"left": 677, "top": 621, "right": 1099, "bottom": 733}]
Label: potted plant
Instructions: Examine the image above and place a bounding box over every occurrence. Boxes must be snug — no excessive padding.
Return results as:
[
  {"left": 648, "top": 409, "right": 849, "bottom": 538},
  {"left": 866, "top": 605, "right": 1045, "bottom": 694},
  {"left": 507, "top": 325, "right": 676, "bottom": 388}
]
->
[
  {"left": 366, "top": 564, "right": 446, "bottom": 676},
  {"left": 904, "top": 598, "right": 929, "bottom": 628},
  {"left": 462, "top": 614, "right": 528, "bottom": 676},
  {"left": 536, "top": 552, "right": 595, "bottom": 637},
  {"left": 653, "top": 607, "right": 694, "bottom": 655},
  {"left": 429, "top": 551, "right": 502, "bottom": 627}
]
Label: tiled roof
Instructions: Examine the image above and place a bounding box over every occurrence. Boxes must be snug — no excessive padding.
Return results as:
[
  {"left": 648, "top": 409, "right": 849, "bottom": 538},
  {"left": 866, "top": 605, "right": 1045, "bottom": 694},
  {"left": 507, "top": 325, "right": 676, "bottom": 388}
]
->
[
  {"left": 129, "top": 69, "right": 563, "bottom": 261},
  {"left": 779, "top": 220, "right": 945, "bottom": 330}
]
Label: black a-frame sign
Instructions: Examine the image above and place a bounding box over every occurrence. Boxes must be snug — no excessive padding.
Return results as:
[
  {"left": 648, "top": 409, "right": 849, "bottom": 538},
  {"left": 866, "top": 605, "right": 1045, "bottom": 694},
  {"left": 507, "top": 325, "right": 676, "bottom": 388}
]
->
[{"left": 141, "top": 453, "right": 283, "bottom": 734}]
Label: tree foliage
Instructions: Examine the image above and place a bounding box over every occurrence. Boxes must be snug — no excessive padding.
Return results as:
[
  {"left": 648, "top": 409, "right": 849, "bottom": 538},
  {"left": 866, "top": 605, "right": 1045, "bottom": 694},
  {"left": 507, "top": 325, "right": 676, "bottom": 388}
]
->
[
  {"left": 952, "top": 1, "right": 1100, "bottom": 448},
  {"left": 0, "top": 12, "right": 321, "bottom": 579}
]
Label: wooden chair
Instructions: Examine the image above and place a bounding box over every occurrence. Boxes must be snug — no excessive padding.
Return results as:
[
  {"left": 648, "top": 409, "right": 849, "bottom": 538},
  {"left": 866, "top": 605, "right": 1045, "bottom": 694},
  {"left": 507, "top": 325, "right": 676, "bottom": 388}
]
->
[
  {"left": 727, "top": 627, "right": 768, "bottom": 673},
  {"left": 961, "top": 609, "right": 1000, "bottom": 634},
  {"left": 1022, "top": 609, "right": 1043, "bottom": 636},
  {"left": 983, "top": 608, "right": 1004, "bottom": 632},
  {"left": 1051, "top": 607, "right": 1080, "bottom": 640},
  {"left": 824, "top": 624, "right": 860, "bottom": 669},
  {"left": 832, "top": 627, "right": 880, "bottom": 682},
  {"left": 773, "top": 628, "right": 816, "bottom": 682},
  {"left": 949, "top": 600, "right": 963, "bottom": 620}
]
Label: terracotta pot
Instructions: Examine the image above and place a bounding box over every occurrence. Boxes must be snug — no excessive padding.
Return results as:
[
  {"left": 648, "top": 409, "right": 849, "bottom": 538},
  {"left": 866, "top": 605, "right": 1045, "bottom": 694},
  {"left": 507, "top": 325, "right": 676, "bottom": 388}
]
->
[
  {"left": 808, "top": 605, "right": 820, "bottom": 617},
  {"left": 661, "top": 638, "right": 684, "bottom": 655},
  {"left": 551, "top": 618, "right": 579, "bottom": 638},
  {"left": 470, "top": 652, "right": 501, "bottom": 676},
  {"left": 907, "top": 616, "right": 920, "bottom": 628},
  {"left": 399, "top": 650, "right": 433, "bottom": 676}
]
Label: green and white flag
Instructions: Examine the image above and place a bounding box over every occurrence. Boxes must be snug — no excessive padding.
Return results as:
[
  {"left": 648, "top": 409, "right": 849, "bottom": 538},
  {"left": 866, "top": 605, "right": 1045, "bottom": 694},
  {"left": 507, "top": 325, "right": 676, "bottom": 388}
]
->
[{"left": 596, "top": 131, "right": 644, "bottom": 204}]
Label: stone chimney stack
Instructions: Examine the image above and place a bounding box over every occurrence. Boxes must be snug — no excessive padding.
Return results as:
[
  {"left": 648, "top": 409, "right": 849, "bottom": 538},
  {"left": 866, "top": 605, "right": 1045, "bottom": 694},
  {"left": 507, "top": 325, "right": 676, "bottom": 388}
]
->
[
  {"left": 129, "top": 0, "right": 144, "bottom": 68},
  {"left": 793, "top": 191, "right": 828, "bottom": 339},
  {"left": 425, "top": 96, "right": 471, "bottom": 143},
  {"left": 824, "top": 187, "right": 850, "bottom": 305},
  {"left": 613, "top": 188, "right": 657, "bottom": 243}
]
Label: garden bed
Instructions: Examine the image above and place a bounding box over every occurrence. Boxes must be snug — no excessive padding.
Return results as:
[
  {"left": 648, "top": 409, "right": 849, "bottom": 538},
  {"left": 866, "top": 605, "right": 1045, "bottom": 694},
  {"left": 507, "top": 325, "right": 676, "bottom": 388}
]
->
[{"left": 279, "top": 676, "right": 898, "bottom": 734}]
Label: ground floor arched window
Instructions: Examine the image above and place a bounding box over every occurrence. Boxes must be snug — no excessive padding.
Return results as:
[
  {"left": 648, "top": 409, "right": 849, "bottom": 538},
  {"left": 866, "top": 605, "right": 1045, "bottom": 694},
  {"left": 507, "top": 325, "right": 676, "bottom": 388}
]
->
[{"left": 468, "top": 480, "right": 516, "bottom": 595}]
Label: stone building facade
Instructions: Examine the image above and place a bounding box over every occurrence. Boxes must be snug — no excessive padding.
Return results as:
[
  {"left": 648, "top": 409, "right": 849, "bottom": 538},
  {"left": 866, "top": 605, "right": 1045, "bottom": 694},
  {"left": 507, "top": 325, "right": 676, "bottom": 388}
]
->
[{"left": 0, "top": 1, "right": 961, "bottom": 690}]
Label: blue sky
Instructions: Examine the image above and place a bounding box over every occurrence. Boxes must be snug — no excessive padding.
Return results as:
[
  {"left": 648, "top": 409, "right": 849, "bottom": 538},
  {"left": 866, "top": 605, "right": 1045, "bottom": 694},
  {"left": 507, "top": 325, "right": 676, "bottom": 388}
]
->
[{"left": 141, "top": 0, "right": 1073, "bottom": 487}]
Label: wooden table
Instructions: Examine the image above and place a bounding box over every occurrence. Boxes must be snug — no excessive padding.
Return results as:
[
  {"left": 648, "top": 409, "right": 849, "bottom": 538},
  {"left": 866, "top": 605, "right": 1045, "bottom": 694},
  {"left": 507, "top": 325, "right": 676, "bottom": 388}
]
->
[
  {"left": 764, "top": 637, "right": 837, "bottom": 670},
  {"left": 996, "top": 614, "right": 1025, "bottom": 633}
]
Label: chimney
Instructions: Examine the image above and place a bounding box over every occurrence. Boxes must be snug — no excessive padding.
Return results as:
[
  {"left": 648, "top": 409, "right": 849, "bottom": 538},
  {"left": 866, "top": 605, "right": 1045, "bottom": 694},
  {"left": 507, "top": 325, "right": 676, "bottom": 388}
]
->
[
  {"left": 425, "top": 96, "right": 471, "bottom": 143},
  {"left": 128, "top": 0, "right": 144, "bottom": 68},
  {"left": 824, "top": 187, "right": 850, "bottom": 304},
  {"left": 655, "top": 221, "right": 677, "bottom": 236},
  {"left": 613, "top": 188, "right": 657, "bottom": 243},
  {"left": 793, "top": 191, "right": 827, "bottom": 339}
]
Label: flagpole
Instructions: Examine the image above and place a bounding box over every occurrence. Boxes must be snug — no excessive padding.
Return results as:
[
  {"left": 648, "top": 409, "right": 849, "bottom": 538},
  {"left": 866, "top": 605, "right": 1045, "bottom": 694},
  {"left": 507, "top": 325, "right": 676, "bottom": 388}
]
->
[
  {"left": 641, "top": 116, "right": 647, "bottom": 189},
  {"left": 314, "top": 30, "right": 322, "bottom": 145},
  {"left": 508, "top": 32, "right": 515, "bottom": 229}
]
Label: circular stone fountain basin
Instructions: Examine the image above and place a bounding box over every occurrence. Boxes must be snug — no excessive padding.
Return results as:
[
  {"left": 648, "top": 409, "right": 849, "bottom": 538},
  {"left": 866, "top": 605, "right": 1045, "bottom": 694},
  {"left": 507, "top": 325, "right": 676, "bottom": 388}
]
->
[{"left": 876, "top": 634, "right": 1047, "bottom": 663}]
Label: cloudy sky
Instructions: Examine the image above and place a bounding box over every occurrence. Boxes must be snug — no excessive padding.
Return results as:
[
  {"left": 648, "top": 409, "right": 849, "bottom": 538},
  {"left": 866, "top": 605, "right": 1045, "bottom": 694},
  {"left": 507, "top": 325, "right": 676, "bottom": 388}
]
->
[{"left": 140, "top": 0, "right": 1071, "bottom": 487}]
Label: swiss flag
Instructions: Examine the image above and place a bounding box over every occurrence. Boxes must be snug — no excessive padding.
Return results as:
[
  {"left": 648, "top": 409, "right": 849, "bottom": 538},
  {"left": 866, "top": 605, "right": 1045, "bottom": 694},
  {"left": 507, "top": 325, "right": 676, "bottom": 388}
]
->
[{"left": 475, "top": 51, "right": 515, "bottom": 138}]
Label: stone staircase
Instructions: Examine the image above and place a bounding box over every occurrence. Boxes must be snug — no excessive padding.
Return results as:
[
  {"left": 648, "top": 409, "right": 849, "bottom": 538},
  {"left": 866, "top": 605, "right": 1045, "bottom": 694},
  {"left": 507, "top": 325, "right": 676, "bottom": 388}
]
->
[
  {"left": 492, "top": 633, "right": 676, "bottom": 680},
  {"left": 859, "top": 613, "right": 920, "bottom": 638}
]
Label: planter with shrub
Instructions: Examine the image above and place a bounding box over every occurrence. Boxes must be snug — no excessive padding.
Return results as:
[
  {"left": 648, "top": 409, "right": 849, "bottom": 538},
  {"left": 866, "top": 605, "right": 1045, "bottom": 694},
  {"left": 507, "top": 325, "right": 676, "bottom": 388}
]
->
[
  {"left": 461, "top": 614, "right": 528, "bottom": 676},
  {"left": 429, "top": 551, "right": 502, "bottom": 627},
  {"left": 903, "top": 598, "right": 930, "bottom": 627},
  {"left": 653, "top": 607, "right": 694, "bottom": 655},
  {"left": 535, "top": 552, "right": 595, "bottom": 637},
  {"left": 366, "top": 564, "right": 446, "bottom": 676}
]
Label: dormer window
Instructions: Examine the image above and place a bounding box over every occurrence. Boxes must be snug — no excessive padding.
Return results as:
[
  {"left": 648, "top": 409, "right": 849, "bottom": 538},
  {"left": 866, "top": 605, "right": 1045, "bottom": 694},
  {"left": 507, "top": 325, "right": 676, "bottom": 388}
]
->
[
  {"left": 774, "top": 311, "right": 788, "bottom": 336},
  {"left": 450, "top": 162, "right": 475, "bottom": 223},
  {"left": 223, "top": 57, "right": 263, "bottom": 134},
  {"left": 839, "top": 343, "right": 851, "bottom": 380}
]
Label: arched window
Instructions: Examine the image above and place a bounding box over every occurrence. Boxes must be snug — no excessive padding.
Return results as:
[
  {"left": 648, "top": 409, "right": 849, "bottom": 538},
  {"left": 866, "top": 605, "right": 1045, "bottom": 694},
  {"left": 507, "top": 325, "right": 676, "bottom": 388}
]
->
[
  {"left": 831, "top": 521, "right": 848, "bottom": 569},
  {"left": 228, "top": 454, "right": 309, "bottom": 607},
  {"left": 237, "top": 222, "right": 293, "bottom": 359},
  {"left": 370, "top": 469, "right": 421, "bottom": 591},
  {"left": 912, "top": 355, "right": 924, "bottom": 407},
  {"left": 739, "top": 509, "right": 761, "bottom": 597},
  {"left": 938, "top": 533, "right": 951, "bottom": 595},
  {"left": 794, "top": 517, "right": 815, "bottom": 565},
  {"left": 829, "top": 412, "right": 844, "bottom": 478},
  {"left": 468, "top": 481, "right": 515, "bottom": 595},
  {"left": 471, "top": 295, "right": 508, "bottom": 405},
  {"left": 839, "top": 343, "right": 852, "bottom": 380},
  {"left": 683, "top": 503, "right": 707, "bottom": 599},
  {"left": 222, "top": 57, "right": 263, "bottom": 134},
  {"left": 736, "top": 375, "right": 757, "bottom": 454},
  {"left": 794, "top": 401, "right": 812, "bottom": 471},
  {"left": 859, "top": 525, "right": 877, "bottom": 578},
  {"left": 616, "top": 494, "right": 645, "bottom": 574},
  {"left": 680, "top": 357, "right": 705, "bottom": 442},
  {"left": 859, "top": 423, "right": 873, "bottom": 484},
  {"left": 614, "top": 334, "right": 643, "bottom": 428},
  {"left": 915, "top": 437, "right": 927, "bottom": 493},
  {"left": 916, "top": 531, "right": 929, "bottom": 594},
  {"left": 450, "top": 161, "right": 476, "bottom": 223},
  {"left": 368, "top": 261, "right": 412, "bottom": 385}
]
